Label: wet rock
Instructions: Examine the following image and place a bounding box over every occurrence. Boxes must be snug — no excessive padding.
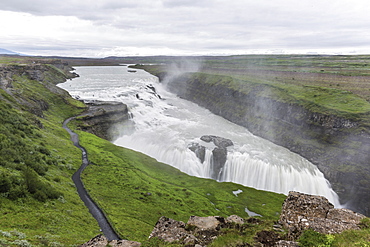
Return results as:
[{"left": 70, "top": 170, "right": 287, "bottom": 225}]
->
[
  {"left": 188, "top": 142, "right": 206, "bottom": 163},
  {"left": 200, "top": 135, "right": 233, "bottom": 148},
  {"left": 211, "top": 147, "right": 227, "bottom": 179}
]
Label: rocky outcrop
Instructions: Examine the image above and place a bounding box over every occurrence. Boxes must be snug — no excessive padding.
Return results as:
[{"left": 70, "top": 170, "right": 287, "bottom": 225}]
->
[
  {"left": 75, "top": 100, "right": 130, "bottom": 141},
  {"left": 159, "top": 72, "right": 370, "bottom": 216},
  {"left": 200, "top": 135, "right": 233, "bottom": 148},
  {"left": 148, "top": 215, "right": 247, "bottom": 246},
  {"left": 79, "top": 234, "right": 141, "bottom": 247},
  {"left": 189, "top": 135, "right": 233, "bottom": 179},
  {"left": 279, "top": 191, "right": 366, "bottom": 239}
]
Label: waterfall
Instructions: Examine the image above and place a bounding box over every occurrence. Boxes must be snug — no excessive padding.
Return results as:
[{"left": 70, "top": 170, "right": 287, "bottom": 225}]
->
[{"left": 58, "top": 66, "right": 341, "bottom": 207}]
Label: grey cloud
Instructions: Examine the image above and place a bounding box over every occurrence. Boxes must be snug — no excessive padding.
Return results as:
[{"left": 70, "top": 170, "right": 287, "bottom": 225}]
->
[{"left": 1, "top": 0, "right": 370, "bottom": 56}]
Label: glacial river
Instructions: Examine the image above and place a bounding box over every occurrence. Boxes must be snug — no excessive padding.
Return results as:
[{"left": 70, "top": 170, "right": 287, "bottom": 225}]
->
[{"left": 58, "top": 66, "right": 340, "bottom": 207}]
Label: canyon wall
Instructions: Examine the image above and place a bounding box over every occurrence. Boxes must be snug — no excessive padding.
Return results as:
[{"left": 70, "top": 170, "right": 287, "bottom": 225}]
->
[{"left": 159, "top": 72, "right": 370, "bottom": 216}]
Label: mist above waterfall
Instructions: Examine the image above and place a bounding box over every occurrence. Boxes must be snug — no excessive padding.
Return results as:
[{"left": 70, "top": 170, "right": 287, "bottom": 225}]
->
[
  {"left": 162, "top": 58, "right": 204, "bottom": 85},
  {"left": 58, "top": 66, "right": 341, "bottom": 207}
]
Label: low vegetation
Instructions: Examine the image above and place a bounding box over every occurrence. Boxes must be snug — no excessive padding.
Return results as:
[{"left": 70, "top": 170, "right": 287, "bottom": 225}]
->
[
  {"left": 1, "top": 55, "right": 369, "bottom": 246},
  {"left": 0, "top": 59, "right": 100, "bottom": 246}
]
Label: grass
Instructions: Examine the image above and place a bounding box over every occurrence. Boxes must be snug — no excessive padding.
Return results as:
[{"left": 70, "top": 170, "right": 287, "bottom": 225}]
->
[
  {"left": 0, "top": 61, "right": 99, "bottom": 246},
  {"left": 1, "top": 55, "right": 369, "bottom": 246}
]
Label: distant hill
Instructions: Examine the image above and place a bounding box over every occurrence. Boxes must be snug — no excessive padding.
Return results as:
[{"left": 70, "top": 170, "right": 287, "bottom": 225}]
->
[{"left": 0, "top": 48, "right": 21, "bottom": 55}]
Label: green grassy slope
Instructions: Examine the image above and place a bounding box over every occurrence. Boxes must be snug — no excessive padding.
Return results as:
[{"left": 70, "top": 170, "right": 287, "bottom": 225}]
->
[{"left": 0, "top": 62, "right": 100, "bottom": 246}]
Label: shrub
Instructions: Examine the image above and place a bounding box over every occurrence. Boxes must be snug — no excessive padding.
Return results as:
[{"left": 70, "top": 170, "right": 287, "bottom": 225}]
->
[
  {"left": 0, "top": 173, "right": 12, "bottom": 193},
  {"left": 8, "top": 186, "right": 27, "bottom": 200},
  {"left": 33, "top": 190, "right": 47, "bottom": 202}
]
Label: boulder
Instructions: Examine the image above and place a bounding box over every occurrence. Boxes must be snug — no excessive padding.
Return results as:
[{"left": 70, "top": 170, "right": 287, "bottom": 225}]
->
[
  {"left": 200, "top": 135, "right": 233, "bottom": 148},
  {"left": 279, "top": 191, "right": 366, "bottom": 237},
  {"left": 186, "top": 216, "right": 224, "bottom": 231},
  {"left": 149, "top": 216, "right": 196, "bottom": 244},
  {"left": 297, "top": 217, "right": 361, "bottom": 235},
  {"left": 226, "top": 215, "right": 245, "bottom": 225},
  {"left": 148, "top": 216, "right": 227, "bottom": 246},
  {"left": 188, "top": 142, "right": 206, "bottom": 163},
  {"left": 79, "top": 235, "right": 141, "bottom": 247},
  {"left": 279, "top": 191, "right": 334, "bottom": 229},
  {"left": 326, "top": 208, "right": 365, "bottom": 224},
  {"left": 79, "top": 234, "right": 108, "bottom": 247},
  {"left": 211, "top": 147, "right": 227, "bottom": 179}
]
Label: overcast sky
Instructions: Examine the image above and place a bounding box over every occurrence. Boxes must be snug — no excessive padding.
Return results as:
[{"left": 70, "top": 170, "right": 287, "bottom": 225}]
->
[{"left": 1, "top": 0, "right": 370, "bottom": 57}]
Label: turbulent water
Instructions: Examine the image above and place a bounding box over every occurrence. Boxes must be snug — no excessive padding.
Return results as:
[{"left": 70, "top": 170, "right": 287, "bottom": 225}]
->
[{"left": 58, "top": 66, "right": 340, "bottom": 206}]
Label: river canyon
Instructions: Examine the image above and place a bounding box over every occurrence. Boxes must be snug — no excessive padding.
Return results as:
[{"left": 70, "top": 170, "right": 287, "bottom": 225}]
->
[{"left": 58, "top": 66, "right": 341, "bottom": 207}]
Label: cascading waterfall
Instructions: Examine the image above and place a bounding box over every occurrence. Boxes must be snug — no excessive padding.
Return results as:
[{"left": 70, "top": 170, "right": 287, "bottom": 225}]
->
[{"left": 58, "top": 66, "right": 341, "bottom": 207}]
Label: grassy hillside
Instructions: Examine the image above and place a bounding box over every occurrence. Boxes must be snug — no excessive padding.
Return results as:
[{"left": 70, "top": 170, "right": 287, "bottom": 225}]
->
[{"left": 0, "top": 60, "right": 100, "bottom": 246}]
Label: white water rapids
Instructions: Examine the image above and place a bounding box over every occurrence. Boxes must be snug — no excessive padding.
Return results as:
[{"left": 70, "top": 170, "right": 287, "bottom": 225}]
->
[{"left": 58, "top": 66, "right": 340, "bottom": 207}]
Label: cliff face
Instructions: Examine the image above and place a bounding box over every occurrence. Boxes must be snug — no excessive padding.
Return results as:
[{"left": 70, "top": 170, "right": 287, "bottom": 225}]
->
[
  {"left": 0, "top": 60, "right": 78, "bottom": 117},
  {"left": 162, "top": 72, "right": 370, "bottom": 216},
  {"left": 75, "top": 100, "right": 129, "bottom": 141}
]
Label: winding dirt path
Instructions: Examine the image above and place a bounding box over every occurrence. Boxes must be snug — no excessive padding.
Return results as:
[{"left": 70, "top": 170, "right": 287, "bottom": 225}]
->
[{"left": 63, "top": 117, "right": 121, "bottom": 241}]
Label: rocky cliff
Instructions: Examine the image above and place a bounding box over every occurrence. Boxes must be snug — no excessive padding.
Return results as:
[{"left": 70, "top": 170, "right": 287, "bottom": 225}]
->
[
  {"left": 74, "top": 100, "right": 129, "bottom": 141},
  {"left": 0, "top": 60, "right": 77, "bottom": 117},
  {"left": 150, "top": 71, "right": 370, "bottom": 216}
]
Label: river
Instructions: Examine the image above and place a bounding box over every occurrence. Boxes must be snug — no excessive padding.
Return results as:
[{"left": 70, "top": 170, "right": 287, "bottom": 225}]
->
[{"left": 58, "top": 65, "right": 340, "bottom": 207}]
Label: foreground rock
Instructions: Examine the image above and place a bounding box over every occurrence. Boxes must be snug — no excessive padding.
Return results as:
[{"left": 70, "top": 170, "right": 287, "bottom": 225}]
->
[
  {"left": 79, "top": 234, "right": 141, "bottom": 247},
  {"left": 75, "top": 100, "right": 129, "bottom": 140},
  {"left": 149, "top": 215, "right": 246, "bottom": 246},
  {"left": 279, "top": 191, "right": 366, "bottom": 239}
]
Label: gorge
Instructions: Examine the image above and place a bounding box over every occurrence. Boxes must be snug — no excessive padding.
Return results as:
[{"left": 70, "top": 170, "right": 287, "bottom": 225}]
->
[
  {"left": 1, "top": 56, "right": 369, "bottom": 246},
  {"left": 139, "top": 62, "right": 370, "bottom": 216},
  {"left": 58, "top": 66, "right": 340, "bottom": 207}
]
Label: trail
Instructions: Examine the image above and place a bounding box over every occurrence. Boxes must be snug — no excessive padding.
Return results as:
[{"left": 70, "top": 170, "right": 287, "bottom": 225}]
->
[{"left": 63, "top": 117, "right": 121, "bottom": 241}]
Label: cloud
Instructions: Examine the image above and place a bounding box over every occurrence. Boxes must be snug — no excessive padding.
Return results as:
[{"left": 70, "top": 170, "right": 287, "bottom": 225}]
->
[{"left": 1, "top": 0, "right": 370, "bottom": 56}]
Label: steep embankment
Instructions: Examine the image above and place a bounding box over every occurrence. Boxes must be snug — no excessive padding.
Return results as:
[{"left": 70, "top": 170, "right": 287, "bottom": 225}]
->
[{"left": 141, "top": 67, "right": 370, "bottom": 216}]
